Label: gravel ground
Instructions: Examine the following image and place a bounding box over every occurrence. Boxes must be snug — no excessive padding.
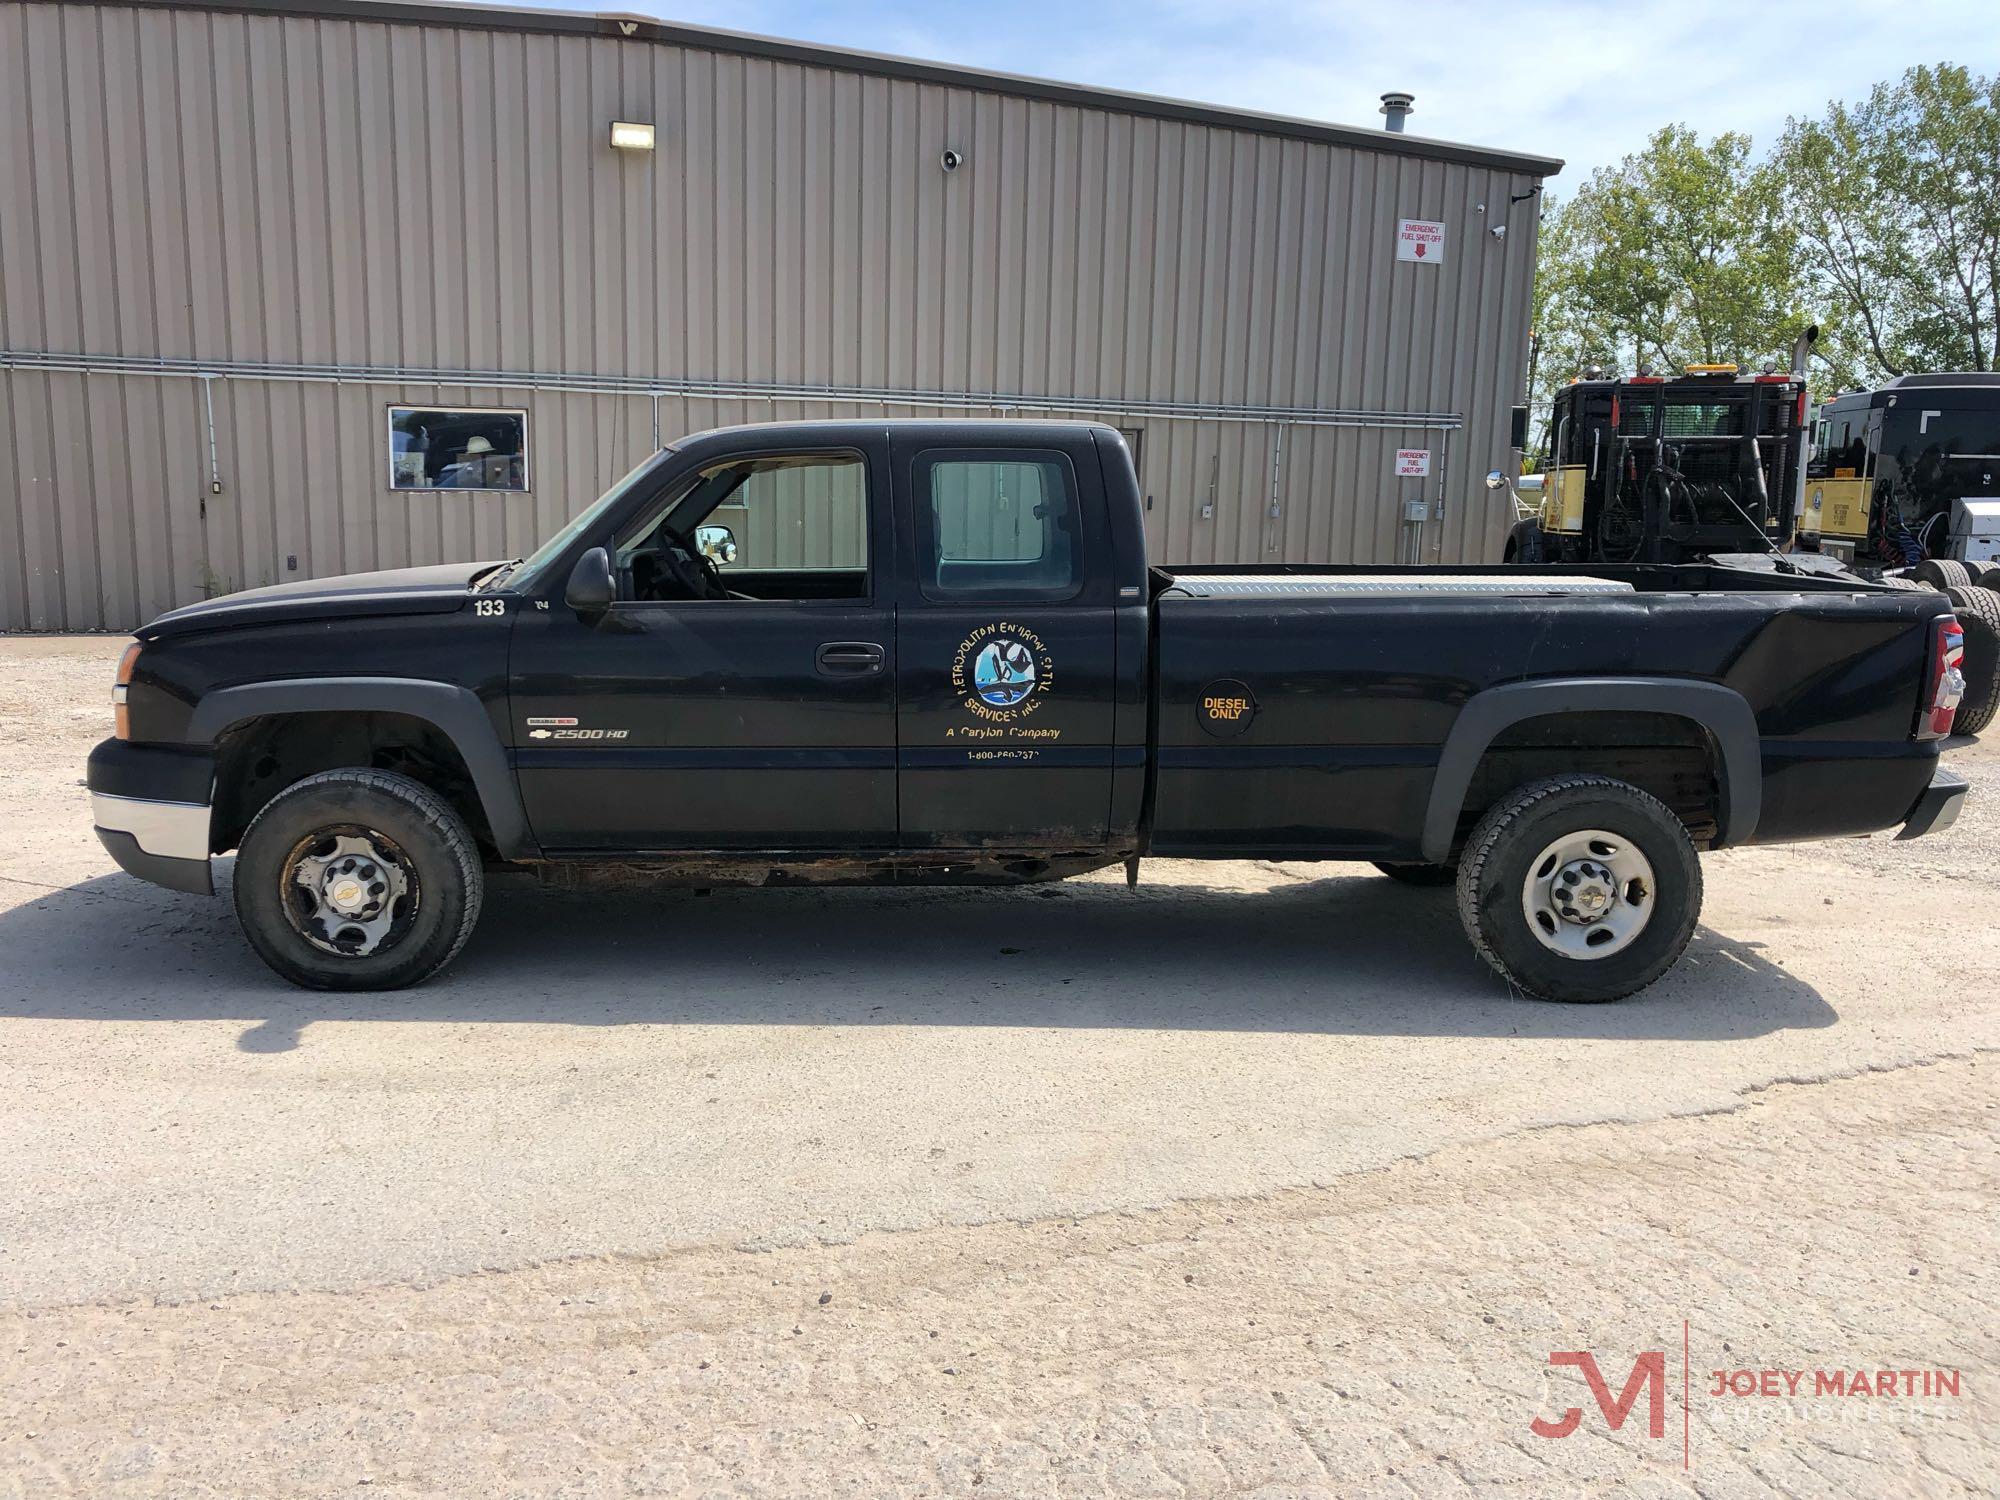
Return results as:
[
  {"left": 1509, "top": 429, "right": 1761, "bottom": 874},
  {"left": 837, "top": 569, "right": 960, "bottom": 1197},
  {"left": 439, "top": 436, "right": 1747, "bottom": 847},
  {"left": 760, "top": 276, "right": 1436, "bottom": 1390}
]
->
[{"left": 1, "top": 635, "right": 1994, "bottom": 1497}]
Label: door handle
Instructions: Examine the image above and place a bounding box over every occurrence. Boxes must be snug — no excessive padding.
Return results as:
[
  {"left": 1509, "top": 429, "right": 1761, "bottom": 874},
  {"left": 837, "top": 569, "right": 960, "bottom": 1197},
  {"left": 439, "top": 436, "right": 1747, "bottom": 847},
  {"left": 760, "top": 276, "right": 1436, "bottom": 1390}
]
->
[{"left": 816, "top": 640, "right": 885, "bottom": 676}]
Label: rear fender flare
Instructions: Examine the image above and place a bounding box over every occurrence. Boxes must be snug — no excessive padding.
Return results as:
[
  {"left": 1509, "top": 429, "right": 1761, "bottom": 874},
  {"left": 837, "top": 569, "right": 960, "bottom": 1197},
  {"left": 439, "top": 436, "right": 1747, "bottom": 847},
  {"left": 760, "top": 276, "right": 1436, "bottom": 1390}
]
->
[
  {"left": 1420, "top": 677, "right": 1761, "bottom": 863},
  {"left": 186, "top": 676, "right": 534, "bottom": 859}
]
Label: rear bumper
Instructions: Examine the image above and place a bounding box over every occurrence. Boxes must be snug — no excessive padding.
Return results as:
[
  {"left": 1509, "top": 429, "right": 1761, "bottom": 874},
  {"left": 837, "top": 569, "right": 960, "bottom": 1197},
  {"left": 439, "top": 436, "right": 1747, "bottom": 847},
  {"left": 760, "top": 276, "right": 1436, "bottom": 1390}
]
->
[
  {"left": 1896, "top": 766, "right": 1968, "bottom": 841},
  {"left": 87, "top": 739, "right": 215, "bottom": 895}
]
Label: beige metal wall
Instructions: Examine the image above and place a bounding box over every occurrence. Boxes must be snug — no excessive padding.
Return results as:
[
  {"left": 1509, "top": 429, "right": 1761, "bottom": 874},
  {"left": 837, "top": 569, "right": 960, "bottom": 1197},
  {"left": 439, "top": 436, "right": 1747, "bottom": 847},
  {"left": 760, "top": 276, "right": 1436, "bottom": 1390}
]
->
[{"left": 0, "top": 0, "right": 1550, "bottom": 631}]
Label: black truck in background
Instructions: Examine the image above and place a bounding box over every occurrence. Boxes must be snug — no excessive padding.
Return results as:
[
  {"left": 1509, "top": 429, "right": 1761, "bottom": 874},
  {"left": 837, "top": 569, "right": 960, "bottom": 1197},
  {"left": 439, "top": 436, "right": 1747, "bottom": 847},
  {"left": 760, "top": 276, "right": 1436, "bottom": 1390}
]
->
[{"left": 90, "top": 420, "right": 1969, "bottom": 1002}]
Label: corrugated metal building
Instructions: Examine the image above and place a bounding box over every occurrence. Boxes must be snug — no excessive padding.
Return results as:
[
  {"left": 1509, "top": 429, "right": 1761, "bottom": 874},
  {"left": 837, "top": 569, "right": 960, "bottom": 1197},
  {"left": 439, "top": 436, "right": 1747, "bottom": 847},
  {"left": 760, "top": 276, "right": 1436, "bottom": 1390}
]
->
[{"left": 0, "top": 0, "right": 1561, "bottom": 632}]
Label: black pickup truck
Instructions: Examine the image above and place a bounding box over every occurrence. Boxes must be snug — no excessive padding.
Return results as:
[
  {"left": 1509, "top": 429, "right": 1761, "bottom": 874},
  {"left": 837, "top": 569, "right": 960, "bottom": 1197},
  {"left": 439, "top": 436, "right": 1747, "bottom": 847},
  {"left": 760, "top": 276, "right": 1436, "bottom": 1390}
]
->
[{"left": 90, "top": 419, "right": 1968, "bottom": 1002}]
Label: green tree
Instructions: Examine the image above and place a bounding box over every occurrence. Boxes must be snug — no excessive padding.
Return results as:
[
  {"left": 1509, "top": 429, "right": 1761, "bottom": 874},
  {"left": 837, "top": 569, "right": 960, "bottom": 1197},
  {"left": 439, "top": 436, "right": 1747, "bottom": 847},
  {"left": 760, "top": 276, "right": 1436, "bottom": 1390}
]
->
[
  {"left": 1527, "top": 127, "right": 1807, "bottom": 452},
  {"left": 1774, "top": 65, "right": 1999, "bottom": 381}
]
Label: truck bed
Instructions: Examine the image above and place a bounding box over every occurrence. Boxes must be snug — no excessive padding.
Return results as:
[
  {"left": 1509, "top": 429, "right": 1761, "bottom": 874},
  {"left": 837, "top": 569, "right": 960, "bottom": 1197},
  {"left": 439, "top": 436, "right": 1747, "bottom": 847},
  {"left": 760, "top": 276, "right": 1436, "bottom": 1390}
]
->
[{"left": 1146, "top": 561, "right": 1945, "bottom": 860}]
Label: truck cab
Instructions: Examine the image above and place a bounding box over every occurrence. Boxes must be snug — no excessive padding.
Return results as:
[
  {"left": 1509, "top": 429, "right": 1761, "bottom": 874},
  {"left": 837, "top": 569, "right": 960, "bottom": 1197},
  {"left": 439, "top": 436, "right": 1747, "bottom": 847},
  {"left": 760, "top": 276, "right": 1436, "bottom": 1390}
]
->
[
  {"left": 1509, "top": 367, "right": 1810, "bottom": 565},
  {"left": 1808, "top": 374, "right": 2000, "bottom": 567},
  {"left": 499, "top": 420, "right": 1148, "bottom": 858}
]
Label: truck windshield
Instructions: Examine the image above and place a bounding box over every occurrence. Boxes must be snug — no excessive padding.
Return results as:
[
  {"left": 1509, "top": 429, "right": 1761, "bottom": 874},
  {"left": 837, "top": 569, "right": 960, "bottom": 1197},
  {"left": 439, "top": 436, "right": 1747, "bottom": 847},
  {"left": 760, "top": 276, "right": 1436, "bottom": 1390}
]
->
[{"left": 509, "top": 448, "right": 676, "bottom": 590}]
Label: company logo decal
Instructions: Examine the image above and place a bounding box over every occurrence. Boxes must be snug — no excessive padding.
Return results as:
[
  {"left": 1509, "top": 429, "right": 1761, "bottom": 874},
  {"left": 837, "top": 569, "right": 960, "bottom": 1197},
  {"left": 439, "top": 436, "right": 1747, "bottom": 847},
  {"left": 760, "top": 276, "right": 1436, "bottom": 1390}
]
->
[{"left": 948, "top": 622, "right": 1058, "bottom": 741}]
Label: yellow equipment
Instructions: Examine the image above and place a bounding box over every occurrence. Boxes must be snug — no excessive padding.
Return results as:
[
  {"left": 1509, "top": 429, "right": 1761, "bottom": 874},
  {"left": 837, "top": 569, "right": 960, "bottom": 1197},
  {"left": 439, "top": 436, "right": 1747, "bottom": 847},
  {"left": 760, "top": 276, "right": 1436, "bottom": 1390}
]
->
[
  {"left": 1809, "top": 477, "right": 1873, "bottom": 541},
  {"left": 1540, "top": 466, "right": 1588, "bottom": 534}
]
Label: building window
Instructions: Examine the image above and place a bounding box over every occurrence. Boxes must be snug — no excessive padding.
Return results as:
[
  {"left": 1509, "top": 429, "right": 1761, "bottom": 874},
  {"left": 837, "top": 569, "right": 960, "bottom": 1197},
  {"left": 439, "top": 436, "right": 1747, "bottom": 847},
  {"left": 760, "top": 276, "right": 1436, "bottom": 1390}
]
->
[{"left": 387, "top": 407, "right": 528, "bottom": 491}]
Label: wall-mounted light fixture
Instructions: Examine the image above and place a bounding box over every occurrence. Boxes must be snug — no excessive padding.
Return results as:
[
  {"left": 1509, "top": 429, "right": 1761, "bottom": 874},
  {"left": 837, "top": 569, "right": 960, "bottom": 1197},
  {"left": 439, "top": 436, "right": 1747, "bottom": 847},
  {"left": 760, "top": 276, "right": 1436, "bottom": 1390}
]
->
[{"left": 609, "top": 121, "right": 656, "bottom": 151}]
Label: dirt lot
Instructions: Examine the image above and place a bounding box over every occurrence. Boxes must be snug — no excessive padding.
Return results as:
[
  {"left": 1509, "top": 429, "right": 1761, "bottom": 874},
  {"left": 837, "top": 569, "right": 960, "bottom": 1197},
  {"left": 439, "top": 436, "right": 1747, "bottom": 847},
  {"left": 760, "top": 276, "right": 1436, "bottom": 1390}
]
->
[{"left": 2, "top": 635, "right": 1995, "bottom": 1497}]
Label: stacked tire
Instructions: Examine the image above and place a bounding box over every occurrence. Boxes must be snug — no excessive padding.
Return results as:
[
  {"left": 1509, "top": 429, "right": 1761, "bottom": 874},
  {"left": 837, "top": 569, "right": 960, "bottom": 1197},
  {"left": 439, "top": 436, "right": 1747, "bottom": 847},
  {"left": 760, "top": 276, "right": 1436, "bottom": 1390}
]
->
[
  {"left": 1942, "top": 585, "right": 2000, "bottom": 737},
  {"left": 1913, "top": 558, "right": 1975, "bottom": 590}
]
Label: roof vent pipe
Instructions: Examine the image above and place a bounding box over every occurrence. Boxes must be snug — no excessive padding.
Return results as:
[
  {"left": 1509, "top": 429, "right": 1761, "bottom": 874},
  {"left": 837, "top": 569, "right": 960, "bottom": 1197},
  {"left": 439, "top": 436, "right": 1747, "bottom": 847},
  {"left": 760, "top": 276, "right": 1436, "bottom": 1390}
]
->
[{"left": 1379, "top": 91, "right": 1414, "bottom": 132}]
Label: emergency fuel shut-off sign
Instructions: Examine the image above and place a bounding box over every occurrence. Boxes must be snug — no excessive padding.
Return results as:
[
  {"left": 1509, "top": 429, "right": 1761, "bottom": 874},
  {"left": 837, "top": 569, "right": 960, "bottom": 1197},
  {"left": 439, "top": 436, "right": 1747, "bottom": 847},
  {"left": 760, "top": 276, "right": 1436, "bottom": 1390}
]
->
[{"left": 1396, "top": 218, "right": 1446, "bottom": 263}]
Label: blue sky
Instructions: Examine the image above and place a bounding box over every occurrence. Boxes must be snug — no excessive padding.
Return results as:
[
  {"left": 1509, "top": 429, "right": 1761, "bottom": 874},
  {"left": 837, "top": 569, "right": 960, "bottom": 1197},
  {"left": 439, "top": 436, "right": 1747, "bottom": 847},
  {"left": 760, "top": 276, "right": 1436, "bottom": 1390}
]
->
[{"left": 503, "top": 0, "right": 1988, "bottom": 188}]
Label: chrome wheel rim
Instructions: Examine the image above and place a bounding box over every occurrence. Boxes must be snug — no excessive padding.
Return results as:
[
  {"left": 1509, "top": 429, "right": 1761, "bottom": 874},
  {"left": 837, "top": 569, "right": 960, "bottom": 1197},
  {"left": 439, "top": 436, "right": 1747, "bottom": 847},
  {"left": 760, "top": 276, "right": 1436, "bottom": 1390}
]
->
[
  {"left": 280, "top": 828, "right": 420, "bottom": 958},
  {"left": 1520, "top": 828, "right": 1655, "bottom": 960}
]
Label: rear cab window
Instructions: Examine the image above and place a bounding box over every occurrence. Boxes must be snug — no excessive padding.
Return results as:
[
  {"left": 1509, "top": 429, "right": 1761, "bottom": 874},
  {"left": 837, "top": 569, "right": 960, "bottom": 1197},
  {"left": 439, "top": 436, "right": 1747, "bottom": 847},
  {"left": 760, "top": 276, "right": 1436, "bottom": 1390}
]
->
[{"left": 914, "top": 450, "right": 1084, "bottom": 601}]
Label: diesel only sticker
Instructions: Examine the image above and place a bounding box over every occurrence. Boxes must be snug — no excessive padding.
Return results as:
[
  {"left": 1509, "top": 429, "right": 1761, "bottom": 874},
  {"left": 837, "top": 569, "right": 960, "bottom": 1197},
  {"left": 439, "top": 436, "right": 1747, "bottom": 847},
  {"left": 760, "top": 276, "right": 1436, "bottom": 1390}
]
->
[{"left": 1198, "top": 679, "right": 1257, "bottom": 737}]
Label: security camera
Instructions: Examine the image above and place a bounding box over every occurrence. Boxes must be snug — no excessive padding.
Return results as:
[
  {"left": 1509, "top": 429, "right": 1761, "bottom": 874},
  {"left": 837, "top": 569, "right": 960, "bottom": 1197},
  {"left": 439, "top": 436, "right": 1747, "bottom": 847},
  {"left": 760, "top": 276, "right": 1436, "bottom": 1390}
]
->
[
  {"left": 940, "top": 148, "right": 964, "bottom": 172},
  {"left": 1490, "top": 223, "right": 1507, "bottom": 239}
]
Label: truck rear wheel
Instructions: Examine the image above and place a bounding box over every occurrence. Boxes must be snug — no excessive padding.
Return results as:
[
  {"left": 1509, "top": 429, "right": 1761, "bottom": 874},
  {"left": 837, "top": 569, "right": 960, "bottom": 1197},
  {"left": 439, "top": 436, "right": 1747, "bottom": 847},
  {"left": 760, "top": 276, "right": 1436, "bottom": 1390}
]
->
[
  {"left": 233, "top": 768, "right": 485, "bottom": 990},
  {"left": 1455, "top": 775, "right": 1701, "bottom": 1003},
  {"left": 1943, "top": 586, "right": 2000, "bottom": 737},
  {"left": 1374, "top": 861, "right": 1458, "bottom": 887}
]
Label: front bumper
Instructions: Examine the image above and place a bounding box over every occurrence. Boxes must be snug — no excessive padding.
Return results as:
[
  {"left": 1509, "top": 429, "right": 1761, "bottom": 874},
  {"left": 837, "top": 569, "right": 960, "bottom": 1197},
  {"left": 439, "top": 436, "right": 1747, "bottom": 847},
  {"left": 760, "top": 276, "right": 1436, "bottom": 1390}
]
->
[
  {"left": 87, "top": 739, "right": 216, "bottom": 895},
  {"left": 1896, "top": 765, "right": 1968, "bottom": 841}
]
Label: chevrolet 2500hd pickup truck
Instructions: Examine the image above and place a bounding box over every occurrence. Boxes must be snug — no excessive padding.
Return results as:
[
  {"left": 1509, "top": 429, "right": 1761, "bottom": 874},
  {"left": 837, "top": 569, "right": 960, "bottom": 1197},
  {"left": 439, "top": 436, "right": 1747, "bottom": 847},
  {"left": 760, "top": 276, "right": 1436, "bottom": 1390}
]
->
[{"left": 90, "top": 420, "right": 1969, "bottom": 1002}]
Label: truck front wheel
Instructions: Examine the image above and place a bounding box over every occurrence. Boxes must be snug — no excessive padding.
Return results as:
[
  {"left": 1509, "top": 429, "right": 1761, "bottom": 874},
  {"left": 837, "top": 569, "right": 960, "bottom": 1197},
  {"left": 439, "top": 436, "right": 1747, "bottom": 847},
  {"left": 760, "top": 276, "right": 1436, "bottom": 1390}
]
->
[
  {"left": 232, "top": 768, "right": 485, "bottom": 990},
  {"left": 1454, "top": 775, "right": 1701, "bottom": 1003}
]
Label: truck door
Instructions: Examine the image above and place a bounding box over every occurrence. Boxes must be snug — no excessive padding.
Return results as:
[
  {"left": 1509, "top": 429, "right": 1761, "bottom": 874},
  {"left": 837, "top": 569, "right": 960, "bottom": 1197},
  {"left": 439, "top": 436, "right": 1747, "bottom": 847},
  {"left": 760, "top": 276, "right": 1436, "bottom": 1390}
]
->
[
  {"left": 508, "top": 439, "right": 897, "bottom": 851},
  {"left": 892, "top": 432, "right": 1120, "bottom": 851}
]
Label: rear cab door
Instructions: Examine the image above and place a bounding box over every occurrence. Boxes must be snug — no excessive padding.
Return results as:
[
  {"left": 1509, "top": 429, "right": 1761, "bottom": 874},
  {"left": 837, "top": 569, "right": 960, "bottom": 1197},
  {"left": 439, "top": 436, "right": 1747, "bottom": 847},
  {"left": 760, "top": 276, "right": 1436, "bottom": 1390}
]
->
[{"left": 890, "top": 427, "right": 1124, "bottom": 852}]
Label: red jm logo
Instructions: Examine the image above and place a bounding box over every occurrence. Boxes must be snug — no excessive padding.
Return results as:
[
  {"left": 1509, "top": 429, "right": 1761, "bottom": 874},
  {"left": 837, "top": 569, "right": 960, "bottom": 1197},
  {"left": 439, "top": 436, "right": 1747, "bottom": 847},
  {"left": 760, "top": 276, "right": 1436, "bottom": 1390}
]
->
[{"left": 1531, "top": 1351, "right": 1668, "bottom": 1439}]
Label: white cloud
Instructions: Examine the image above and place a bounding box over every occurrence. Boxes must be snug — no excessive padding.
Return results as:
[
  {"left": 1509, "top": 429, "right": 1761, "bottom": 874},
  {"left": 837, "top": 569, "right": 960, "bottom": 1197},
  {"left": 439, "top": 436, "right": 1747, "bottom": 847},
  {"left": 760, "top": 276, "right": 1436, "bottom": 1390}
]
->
[{"left": 514, "top": 0, "right": 1989, "bottom": 185}]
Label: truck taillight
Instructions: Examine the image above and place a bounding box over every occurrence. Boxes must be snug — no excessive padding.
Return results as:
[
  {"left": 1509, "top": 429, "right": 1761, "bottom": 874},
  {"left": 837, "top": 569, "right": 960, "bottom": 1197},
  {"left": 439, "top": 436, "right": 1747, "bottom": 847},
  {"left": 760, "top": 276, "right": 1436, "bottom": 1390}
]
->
[
  {"left": 1918, "top": 617, "right": 1965, "bottom": 740},
  {"left": 113, "top": 641, "right": 141, "bottom": 740}
]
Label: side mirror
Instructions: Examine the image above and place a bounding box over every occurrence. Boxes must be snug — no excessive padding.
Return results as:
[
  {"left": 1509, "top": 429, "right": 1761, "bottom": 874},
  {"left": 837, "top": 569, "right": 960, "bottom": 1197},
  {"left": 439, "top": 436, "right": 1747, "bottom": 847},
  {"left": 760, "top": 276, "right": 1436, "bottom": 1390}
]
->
[
  {"left": 694, "top": 523, "right": 738, "bottom": 566},
  {"left": 1485, "top": 469, "right": 1510, "bottom": 492},
  {"left": 1508, "top": 404, "right": 1530, "bottom": 450},
  {"left": 565, "top": 546, "right": 615, "bottom": 614}
]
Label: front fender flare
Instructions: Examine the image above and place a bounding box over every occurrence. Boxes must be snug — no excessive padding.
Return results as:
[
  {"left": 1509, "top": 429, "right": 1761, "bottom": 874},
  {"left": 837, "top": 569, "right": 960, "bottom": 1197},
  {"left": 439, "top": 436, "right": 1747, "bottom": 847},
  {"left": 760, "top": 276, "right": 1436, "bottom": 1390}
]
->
[
  {"left": 1420, "top": 677, "right": 1761, "bottom": 864},
  {"left": 186, "top": 676, "right": 535, "bottom": 859}
]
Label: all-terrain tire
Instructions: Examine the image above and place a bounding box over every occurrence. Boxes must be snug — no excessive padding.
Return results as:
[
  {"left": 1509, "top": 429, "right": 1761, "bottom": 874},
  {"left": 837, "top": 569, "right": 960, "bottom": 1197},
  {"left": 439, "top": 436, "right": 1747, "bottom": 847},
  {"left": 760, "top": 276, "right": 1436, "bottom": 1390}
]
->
[
  {"left": 1943, "top": 586, "right": 2000, "bottom": 737},
  {"left": 1373, "top": 861, "right": 1458, "bottom": 887},
  {"left": 1455, "top": 775, "right": 1702, "bottom": 1004},
  {"left": 1913, "top": 558, "right": 1974, "bottom": 591},
  {"left": 233, "top": 768, "right": 485, "bottom": 990}
]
